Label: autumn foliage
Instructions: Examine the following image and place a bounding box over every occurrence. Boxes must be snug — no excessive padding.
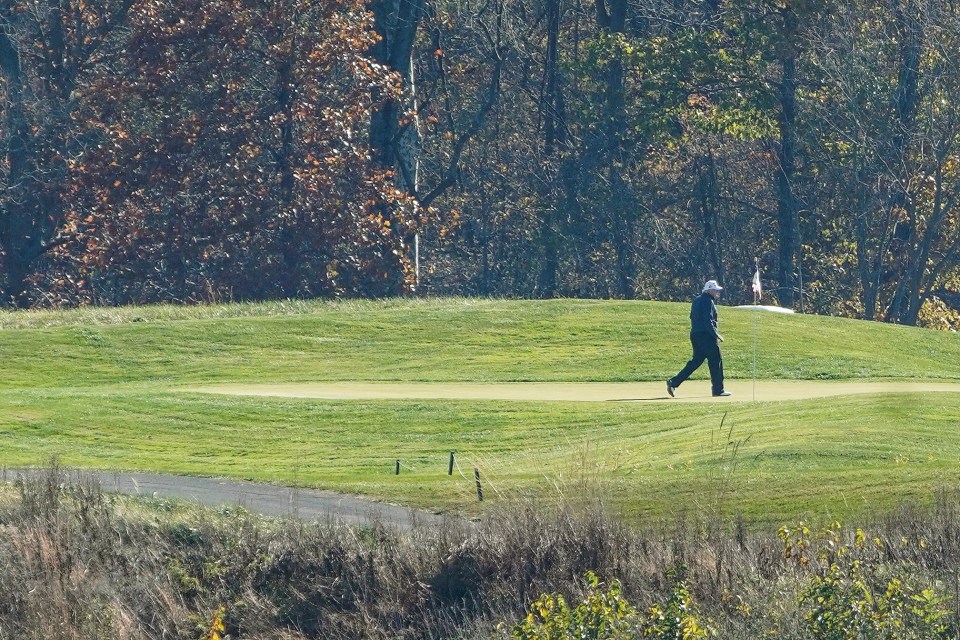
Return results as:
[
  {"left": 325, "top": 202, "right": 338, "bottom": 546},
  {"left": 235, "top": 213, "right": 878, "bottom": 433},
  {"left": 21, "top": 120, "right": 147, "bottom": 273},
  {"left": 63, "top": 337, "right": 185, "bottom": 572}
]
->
[
  {"left": 3, "top": 0, "right": 415, "bottom": 306},
  {"left": 4, "top": 0, "right": 960, "bottom": 324}
]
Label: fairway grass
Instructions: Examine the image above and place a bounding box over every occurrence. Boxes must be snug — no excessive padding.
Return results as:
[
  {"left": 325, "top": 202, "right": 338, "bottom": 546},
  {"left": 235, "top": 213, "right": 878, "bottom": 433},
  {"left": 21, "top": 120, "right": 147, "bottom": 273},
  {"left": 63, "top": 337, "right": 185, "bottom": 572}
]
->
[{"left": 2, "top": 297, "right": 959, "bottom": 525}]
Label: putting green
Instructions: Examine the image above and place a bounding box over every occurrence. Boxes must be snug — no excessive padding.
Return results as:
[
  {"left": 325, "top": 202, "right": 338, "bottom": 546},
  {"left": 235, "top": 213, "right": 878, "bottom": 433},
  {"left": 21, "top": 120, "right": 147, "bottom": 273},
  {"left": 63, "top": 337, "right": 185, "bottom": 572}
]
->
[{"left": 191, "top": 380, "right": 960, "bottom": 403}]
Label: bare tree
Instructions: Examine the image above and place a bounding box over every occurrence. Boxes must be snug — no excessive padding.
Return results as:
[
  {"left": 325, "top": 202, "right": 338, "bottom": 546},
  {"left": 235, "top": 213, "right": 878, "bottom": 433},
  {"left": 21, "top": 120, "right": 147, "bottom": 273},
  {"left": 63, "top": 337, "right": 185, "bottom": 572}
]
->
[{"left": 810, "top": 0, "right": 960, "bottom": 324}]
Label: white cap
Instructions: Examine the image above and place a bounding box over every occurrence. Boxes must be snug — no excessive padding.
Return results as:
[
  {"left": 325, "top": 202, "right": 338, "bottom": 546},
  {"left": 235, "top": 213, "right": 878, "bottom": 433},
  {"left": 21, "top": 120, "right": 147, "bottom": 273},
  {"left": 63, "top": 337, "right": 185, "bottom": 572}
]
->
[{"left": 703, "top": 280, "right": 723, "bottom": 292}]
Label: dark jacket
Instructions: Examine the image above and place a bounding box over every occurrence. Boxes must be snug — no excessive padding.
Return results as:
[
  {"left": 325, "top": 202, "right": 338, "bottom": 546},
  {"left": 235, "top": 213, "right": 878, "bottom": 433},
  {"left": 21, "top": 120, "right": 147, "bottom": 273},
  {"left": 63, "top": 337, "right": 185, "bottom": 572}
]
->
[{"left": 690, "top": 292, "right": 719, "bottom": 339}]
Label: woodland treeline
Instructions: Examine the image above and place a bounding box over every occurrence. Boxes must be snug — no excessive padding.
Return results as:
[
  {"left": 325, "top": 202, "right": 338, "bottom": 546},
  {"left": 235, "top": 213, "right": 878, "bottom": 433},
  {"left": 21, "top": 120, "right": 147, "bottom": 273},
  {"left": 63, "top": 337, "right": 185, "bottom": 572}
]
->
[{"left": 2, "top": 1, "right": 960, "bottom": 327}]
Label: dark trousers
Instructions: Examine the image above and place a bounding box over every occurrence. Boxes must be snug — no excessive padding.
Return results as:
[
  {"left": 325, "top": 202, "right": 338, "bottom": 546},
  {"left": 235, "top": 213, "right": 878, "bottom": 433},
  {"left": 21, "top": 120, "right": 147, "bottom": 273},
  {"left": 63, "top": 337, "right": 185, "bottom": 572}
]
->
[{"left": 669, "top": 332, "right": 724, "bottom": 395}]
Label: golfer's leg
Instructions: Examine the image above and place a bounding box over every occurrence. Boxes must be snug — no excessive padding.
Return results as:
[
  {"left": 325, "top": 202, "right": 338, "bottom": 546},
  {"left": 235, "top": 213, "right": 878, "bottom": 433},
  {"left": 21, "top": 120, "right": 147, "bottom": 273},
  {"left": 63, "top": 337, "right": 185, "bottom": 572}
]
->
[
  {"left": 707, "top": 343, "right": 725, "bottom": 395},
  {"left": 670, "top": 336, "right": 706, "bottom": 387}
]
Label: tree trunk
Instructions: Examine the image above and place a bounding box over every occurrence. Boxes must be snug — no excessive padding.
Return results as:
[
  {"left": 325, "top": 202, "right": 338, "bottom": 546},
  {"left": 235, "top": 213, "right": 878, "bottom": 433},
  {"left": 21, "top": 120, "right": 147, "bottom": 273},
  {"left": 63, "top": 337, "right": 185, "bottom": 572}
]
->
[
  {"left": 698, "top": 151, "right": 724, "bottom": 284},
  {"left": 0, "top": 29, "right": 39, "bottom": 306},
  {"left": 544, "top": 0, "right": 563, "bottom": 155},
  {"left": 775, "top": 6, "right": 799, "bottom": 308},
  {"left": 853, "top": 166, "right": 879, "bottom": 321},
  {"left": 368, "top": 0, "right": 426, "bottom": 180},
  {"left": 536, "top": 0, "right": 564, "bottom": 297},
  {"left": 277, "top": 56, "right": 302, "bottom": 297},
  {"left": 884, "top": 1, "right": 923, "bottom": 324},
  {"left": 596, "top": 0, "right": 634, "bottom": 298}
]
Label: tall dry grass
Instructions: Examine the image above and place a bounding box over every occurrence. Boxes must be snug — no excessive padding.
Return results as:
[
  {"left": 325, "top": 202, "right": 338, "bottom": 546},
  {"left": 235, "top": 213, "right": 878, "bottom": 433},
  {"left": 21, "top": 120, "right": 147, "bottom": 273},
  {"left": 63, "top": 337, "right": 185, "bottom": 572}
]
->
[{"left": 1, "top": 466, "right": 959, "bottom": 638}]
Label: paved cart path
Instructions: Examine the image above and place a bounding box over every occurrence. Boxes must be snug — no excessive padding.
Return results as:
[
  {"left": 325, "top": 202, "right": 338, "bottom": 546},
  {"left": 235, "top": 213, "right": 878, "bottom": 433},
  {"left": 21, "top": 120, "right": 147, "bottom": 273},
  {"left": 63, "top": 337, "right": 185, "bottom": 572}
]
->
[
  {"left": 4, "top": 468, "right": 451, "bottom": 530},
  {"left": 191, "top": 380, "right": 960, "bottom": 403}
]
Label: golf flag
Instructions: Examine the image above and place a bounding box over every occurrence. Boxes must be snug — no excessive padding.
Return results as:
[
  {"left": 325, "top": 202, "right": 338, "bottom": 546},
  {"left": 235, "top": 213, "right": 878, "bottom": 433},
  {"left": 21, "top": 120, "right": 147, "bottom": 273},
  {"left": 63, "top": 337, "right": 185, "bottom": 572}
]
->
[{"left": 752, "top": 265, "right": 762, "bottom": 301}]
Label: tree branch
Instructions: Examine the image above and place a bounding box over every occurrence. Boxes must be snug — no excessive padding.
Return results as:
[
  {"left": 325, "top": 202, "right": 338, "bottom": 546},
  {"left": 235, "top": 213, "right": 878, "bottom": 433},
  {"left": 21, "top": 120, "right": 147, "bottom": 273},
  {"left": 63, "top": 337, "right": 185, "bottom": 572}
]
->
[{"left": 417, "top": 54, "right": 502, "bottom": 209}]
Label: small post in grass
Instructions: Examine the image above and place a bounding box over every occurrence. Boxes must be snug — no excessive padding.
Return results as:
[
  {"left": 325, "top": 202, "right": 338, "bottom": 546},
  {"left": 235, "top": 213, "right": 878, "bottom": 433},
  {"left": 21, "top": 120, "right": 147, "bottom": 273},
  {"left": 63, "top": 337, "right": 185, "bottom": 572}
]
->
[
  {"left": 395, "top": 460, "right": 400, "bottom": 475},
  {"left": 474, "top": 467, "right": 483, "bottom": 501},
  {"left": 448, "top": 451, "right": 455, "bottom": 475}
]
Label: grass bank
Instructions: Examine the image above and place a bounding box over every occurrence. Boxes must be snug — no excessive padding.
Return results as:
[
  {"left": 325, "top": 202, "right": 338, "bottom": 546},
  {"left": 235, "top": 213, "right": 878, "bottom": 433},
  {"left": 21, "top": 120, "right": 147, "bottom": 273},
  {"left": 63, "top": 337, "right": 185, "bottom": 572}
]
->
[{"left": 2, "top": 298, "right": 959, "bottom": 387}]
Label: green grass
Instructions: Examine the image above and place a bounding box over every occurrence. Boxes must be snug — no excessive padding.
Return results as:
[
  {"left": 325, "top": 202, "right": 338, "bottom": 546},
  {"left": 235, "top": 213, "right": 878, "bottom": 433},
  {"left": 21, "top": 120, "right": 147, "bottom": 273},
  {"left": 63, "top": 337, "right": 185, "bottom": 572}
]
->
[
  {"left": 2, "top": 298, "right": 959, "bottom": 388},
  {"left": 2, "top": 297, "right": 959, "bottom": 525}
]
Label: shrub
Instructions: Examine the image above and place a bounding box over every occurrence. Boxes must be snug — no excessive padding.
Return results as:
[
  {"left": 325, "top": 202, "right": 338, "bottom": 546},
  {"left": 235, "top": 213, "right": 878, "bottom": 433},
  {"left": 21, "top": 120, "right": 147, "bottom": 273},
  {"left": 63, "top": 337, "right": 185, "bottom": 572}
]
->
[
  {"left": 784, "top": 520, "right": 953, "bottom": 640},
  {"left": 510, "top": 572, "right": 638, "bottom": 640},
  {"left": 637, "top": 565, "right": 711, "bottom": 640}
]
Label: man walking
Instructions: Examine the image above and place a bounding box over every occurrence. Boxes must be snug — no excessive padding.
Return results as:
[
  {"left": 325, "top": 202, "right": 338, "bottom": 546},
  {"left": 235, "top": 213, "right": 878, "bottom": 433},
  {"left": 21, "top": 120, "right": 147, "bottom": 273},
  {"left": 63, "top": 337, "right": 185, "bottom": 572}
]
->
[{"left": 667, "top": 280, "right": 731, "bottom": 397}]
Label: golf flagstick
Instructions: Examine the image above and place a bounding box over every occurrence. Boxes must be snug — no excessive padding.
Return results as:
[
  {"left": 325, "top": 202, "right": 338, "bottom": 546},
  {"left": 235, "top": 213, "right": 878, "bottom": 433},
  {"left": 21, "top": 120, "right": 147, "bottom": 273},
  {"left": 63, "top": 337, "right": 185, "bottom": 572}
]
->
[
  {"left": 752, "top": 258, "right": 761, "bottom": 402},
  {"left": 752, "top": 302, "right": 759, "bottom": 402}
]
